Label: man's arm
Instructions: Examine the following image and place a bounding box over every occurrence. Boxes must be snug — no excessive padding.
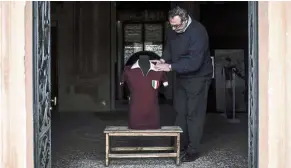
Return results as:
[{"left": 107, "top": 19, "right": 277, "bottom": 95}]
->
[
  {"left": 171, "top": 32, "right": 208, "bottom": 73},
  {"left": 233, "top": 68, "right": 245, "bottom": 80}
]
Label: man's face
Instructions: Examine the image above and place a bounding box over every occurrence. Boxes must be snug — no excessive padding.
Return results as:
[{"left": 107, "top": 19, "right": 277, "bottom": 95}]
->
[
  {"left": 225, "top": 58, "right": 232, "bottom": 66},
  {"left": 169, "top": 16, "right": 187, "bottom": 33}
]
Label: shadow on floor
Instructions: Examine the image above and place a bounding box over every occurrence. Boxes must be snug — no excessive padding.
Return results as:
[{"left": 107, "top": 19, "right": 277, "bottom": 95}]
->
[{"left": 52, "top": 105, "right": 248, "bottom": 168}]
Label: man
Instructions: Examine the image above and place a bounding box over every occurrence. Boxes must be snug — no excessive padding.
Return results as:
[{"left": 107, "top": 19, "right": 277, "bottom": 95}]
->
[{"left": 154, "top": 6, "right": 213, "bottom": 162}]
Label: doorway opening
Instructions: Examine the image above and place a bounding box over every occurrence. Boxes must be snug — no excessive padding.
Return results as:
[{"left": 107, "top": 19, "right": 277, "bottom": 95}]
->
[{"left": 33, "top": 1, "right": 258, "bottom": 168}]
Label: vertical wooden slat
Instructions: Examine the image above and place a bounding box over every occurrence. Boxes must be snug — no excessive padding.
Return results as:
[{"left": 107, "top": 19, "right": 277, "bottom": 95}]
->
[
  {"left": 105, "top": 133, "right": 110, "bottom": 167},
  {"left": 176, "top": 133, "right": 180, "bottom": 165}
]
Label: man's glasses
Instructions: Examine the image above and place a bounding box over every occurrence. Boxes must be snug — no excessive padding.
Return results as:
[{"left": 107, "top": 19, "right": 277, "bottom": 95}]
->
[
  {"left": 169, "top": 22, "right": 183, "bottom": 29},
  {"left": 169, "top": 20, "right": 187, "bottom": 30}
]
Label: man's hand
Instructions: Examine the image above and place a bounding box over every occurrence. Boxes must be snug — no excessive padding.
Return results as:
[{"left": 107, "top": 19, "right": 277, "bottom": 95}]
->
[
  {"left": 155, "top": 63, "right": 171, "bottom": 72},
  {"left": 150, "top": 59, "right": 165, "bottom": 65}
]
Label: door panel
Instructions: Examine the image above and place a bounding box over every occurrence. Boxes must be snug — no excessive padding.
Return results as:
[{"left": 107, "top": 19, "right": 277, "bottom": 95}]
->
[
  {"left": 58, "top": 2, "right": 111, "bottom": 112},
  {"left": 33, "top": 1, "right": 52, "bottom": 168},
  {"left": 76, "top": 2, "right": 111, "bottom": 111}
]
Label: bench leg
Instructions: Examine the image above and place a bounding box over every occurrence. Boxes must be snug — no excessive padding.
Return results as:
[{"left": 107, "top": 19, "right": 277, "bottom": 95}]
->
[
  {"left": 176, "top": 134, "right": 181, "bottom": 166},
  {"left": 105, "top": 133, "right": 110, "bottom": 167}
]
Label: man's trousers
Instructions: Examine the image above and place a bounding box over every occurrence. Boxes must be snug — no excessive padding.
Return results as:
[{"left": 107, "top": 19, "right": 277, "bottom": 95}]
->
[{"left": 174, "top": 77, "right": 211, "bottom": 154}]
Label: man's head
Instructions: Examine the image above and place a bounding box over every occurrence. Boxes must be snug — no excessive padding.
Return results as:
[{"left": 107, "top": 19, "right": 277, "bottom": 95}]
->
[
  {"left": 168, "top": 6, "right": 189, "bottom": 33},
  {"left": 225, "top": 57, "right": 232, "bottom": 66}
]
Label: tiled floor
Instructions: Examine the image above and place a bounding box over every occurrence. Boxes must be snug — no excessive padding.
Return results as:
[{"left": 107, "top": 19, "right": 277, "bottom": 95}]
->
[{"left": 52, "top": 105, "right": 248, "bottom": 168}]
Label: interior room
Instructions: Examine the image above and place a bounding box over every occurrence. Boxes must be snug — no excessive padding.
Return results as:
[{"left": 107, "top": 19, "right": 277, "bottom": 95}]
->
[{"left": 51, "top": 1, "right": 248, "bottom": 167}]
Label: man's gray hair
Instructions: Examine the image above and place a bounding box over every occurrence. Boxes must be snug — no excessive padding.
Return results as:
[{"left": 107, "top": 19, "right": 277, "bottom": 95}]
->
[{"left": 168, "top": 6, "right": 188, "bottom": 22}]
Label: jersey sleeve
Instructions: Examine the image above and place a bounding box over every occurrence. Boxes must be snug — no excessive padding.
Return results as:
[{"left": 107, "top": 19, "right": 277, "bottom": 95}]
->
[{"left": 161, "top": 72, "right": 169, "bottom": 87}]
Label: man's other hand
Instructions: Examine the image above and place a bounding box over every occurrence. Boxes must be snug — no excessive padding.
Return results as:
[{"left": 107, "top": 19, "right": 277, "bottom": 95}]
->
[
  {"left": 150, "top": 59, "right": 165, "bottom": 65},
  {"left": 155, "top": 63, "right": 171, "bottom": 72}
]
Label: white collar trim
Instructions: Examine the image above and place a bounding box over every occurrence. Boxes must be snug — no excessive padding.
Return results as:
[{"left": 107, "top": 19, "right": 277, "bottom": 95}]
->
[
  {"left": 182, "top": 15, "right": 192, "bottom": 32},
  {"left": 131, "top": 60, "right": 158, "bottom": 71},
  {"left": 121, "top": 60, "right": 168, "bottom": 87}
]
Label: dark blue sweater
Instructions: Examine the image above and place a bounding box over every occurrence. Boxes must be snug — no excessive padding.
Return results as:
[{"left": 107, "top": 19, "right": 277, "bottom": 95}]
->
[{"left": 162, "top": 19, "right": 213, "bottom": 78}]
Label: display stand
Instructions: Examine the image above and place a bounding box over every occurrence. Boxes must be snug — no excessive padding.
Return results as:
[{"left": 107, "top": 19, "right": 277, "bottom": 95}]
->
[
  {"left": 221, "top": 68, "right": 227, "bottom": 118},
  {"left": 222, "top": 68, "right": 240, "bottom": 123}
]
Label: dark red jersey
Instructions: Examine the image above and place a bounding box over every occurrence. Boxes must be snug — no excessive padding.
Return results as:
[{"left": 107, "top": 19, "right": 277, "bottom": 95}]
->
[{"left": 121, "top": 61, "right": 168, "bottom": 130}]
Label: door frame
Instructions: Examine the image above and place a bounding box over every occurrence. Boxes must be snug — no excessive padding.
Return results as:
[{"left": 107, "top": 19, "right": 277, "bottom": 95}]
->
[
  {"left": 248, "top": 2, "right": 259, "bottom": 168},
  {"left": 31, "top": 1, "right": 259, "bottom": 168}
]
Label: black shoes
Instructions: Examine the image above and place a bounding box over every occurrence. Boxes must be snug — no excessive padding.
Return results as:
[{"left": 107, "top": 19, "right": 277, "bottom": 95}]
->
[
  {"left": 181, "top": 153, "right": 200, "bottom": 162},
  {"left": 169, "top": 138, "right": 200, "bottom": 162}
]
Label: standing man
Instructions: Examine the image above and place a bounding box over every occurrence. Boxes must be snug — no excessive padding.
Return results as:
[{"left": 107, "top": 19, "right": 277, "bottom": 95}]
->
[{"left": 154, "top": 6, "right": 213, "bottom": 162}]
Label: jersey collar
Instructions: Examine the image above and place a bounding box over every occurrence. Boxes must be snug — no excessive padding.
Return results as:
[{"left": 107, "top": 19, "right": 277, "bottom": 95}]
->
[{"left": 131, "top": 60, "right": 158, "bottom": 71}]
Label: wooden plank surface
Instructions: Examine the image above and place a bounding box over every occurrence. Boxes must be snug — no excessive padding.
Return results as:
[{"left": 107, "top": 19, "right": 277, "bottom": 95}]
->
[
  {"left": 109, "top": 153, "right": 177, "bottom": 158},
  {"left": 108, "top": 132, "right": 179, "bottom": 136},
  {"left": 104, "top": 126, "right": 183, "bottom": 133}
]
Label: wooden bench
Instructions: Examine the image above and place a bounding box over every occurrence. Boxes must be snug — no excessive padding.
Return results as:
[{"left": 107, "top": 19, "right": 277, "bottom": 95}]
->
[{"left": 104, "top": 126, "right": 183, "bottom": 167}]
